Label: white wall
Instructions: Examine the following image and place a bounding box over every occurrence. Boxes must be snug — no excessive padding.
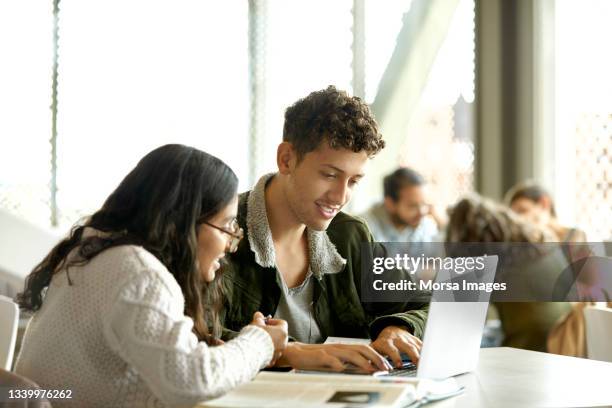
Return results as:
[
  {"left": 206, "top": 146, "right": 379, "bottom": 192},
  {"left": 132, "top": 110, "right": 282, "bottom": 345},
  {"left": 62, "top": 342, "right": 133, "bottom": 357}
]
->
[{"left": 0, "top": 210, "right": 62, "bottom": 298}]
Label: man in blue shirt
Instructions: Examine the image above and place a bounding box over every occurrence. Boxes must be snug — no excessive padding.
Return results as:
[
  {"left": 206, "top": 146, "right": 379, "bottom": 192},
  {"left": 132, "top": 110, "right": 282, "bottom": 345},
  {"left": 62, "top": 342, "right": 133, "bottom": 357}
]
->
[{"left": 361, "top": 168, "right": 442, "bottom": 243}]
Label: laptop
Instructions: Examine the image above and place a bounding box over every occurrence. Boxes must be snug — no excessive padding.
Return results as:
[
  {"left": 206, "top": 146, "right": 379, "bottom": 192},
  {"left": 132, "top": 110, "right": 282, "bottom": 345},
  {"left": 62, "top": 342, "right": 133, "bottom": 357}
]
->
[{"left": 335, "top": 255, "right": 499, "bottom": 380}]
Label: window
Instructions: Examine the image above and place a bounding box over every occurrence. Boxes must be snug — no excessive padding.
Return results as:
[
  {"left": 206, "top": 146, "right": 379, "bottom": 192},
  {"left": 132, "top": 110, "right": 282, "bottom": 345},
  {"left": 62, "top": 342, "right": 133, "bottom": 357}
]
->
[
  {"left": 1, "top": 1, "right": 475, "bottom": 230},
  {"left": 0, "top": 1, "right": 249, "bottom": 230},
  {"left": 397, "top": 0, "right": 475, "bottom": 211},
  {"left": 252, "top": 0, "right": 354, "bottom": 178},
  {"left": 0, "top": 1, "right": 54, "bottom": 227},
  {"left": 56, "top": 1, "right": 249, "bottom": 229},
  {"left": 553, "top": 0, "right": 612, "bottom": 240},
  {"left": 364, "top": 0, "right": 413, "bottom": 104}
]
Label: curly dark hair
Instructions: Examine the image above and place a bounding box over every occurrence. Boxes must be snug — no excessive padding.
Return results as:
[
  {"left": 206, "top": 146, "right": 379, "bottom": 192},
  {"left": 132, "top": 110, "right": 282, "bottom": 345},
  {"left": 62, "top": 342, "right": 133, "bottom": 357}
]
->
[
  {"left": 283, "top": 85, "right": 385, "bottom": 159},
  {"left": 445, "top": 194, "right": 553, "bottom": 269},
  {"left": 447, "top": 194, "right": 549, "bottom": 244}
]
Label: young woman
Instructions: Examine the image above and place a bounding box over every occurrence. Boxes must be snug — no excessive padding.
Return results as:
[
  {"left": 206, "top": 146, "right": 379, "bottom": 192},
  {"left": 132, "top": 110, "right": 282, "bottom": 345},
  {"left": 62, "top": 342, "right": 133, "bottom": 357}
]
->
[
  {"left": 15, "top": 144, "right": 288, "bottom": 407},
  {"left": 446, "top": 194, "right": 571, "bottom": 352},
  {"left": 505, "top": 181, "right": 586, "bottom": 242}
]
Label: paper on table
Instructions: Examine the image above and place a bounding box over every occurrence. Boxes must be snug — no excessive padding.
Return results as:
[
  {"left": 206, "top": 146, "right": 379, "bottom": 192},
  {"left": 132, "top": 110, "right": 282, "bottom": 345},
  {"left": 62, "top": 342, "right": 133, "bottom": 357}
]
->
[
  {"left": 201, "top": 337, "right": 464, "bottom": 407},
  {"left": 198, "top": 372, "right": 416, "bottom": 408}
]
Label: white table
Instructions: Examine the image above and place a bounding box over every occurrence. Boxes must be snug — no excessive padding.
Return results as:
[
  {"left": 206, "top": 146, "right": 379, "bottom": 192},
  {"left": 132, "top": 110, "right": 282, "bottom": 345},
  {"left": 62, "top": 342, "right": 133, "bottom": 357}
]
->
[
  {"left": 197, "top": 347, "right": 612, "bottom": 407},
  {"left": 431, "top": 347, "right": 612, "bottom": 407}
]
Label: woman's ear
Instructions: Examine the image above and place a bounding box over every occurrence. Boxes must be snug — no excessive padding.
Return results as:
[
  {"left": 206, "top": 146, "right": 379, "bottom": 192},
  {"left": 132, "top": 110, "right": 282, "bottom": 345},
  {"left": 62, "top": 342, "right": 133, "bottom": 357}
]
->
[{"left": 277, "top": 142, "right": 296, "bottom": 175}]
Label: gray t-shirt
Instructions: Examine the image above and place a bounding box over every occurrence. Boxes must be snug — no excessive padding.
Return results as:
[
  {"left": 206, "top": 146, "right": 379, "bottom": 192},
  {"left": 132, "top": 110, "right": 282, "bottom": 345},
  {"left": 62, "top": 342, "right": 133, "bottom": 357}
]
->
[{"left": 273, "top": 269, "right": 323, "bottom": 343}]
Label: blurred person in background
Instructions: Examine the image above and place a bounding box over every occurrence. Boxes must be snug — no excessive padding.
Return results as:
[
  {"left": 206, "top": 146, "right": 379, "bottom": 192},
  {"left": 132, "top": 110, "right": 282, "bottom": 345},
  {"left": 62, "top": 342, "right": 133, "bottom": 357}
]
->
[
  {"left": 505, "top": 182, "right": 610, "bottom": 357},
  {"left": 360, "top": 167, "right": 443, "bottom": 243},
  {"left": 446, "top": 194, "right": 571, "bottom": 352},
  {"left": 505, "top": 181, "right": 586, "bottom": 242}
]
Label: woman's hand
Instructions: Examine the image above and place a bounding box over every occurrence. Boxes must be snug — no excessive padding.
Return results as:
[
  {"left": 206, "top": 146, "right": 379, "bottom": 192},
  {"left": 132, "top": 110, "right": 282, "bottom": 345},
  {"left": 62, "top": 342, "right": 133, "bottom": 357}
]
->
[
  {"left": 275, "top": 342, "right": 392, "bottom": 373},
  {"left": 250, "top": 312, "right": 288, "bottom": 366}
]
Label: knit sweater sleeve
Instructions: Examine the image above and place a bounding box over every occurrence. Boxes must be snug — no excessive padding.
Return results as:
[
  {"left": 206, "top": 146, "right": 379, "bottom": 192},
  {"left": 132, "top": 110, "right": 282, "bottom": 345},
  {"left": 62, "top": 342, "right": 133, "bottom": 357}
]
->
[{"left": 101, "top": 266, "right": 274, "bottom": 407}]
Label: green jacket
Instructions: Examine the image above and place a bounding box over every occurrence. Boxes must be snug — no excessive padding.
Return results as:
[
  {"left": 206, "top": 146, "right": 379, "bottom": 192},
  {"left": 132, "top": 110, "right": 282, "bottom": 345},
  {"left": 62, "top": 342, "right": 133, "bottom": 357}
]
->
[{"left": 221, "top": 176, "right": 429, "bottom": 341}]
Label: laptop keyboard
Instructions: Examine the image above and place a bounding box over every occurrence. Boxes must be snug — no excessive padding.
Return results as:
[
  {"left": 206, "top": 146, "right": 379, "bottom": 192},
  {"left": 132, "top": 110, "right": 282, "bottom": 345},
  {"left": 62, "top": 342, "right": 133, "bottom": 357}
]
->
[
  {"left": 386, "top": 365, "right": 417, "bottom": 377},
  {"left": 375, "top": 363, "right": 417, "bottom": 377},
  {"left": 386, "top": 367, "right": 417, "bottom": 377}
]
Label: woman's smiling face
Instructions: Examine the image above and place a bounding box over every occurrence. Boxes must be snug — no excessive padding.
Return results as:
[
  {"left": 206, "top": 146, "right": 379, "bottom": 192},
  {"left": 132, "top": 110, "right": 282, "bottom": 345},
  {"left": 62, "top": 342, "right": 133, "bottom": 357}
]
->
[{"left": 196, "top": 196, "right": 238, "bottom": 282}]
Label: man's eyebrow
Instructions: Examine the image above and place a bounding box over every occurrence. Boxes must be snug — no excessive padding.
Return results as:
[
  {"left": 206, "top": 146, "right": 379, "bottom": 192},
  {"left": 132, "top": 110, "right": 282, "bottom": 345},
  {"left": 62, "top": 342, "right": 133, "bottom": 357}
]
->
[
  {"left": 321, "top": 164, "right": 345, "bottom": 173},
  {"left": 321, "top": 164, "right": 365, "bottom": 178}
]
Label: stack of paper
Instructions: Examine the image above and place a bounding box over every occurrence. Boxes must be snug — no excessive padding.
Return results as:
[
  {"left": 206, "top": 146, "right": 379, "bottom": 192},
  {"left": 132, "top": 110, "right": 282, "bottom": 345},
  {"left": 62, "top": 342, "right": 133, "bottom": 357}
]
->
[
  {"left": 199, "top": 337, "right": 464, "bottom": 407},
  {"left": 199, "top": 371, "right": 417, "bottom": 408}
]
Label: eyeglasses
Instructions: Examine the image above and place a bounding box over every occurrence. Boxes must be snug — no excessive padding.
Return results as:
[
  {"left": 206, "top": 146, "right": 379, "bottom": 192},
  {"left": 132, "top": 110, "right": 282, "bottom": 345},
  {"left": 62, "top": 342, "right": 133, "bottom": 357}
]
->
[
  {"left": 404, "top": 203, "right": 431, "bottom": 215},
  {"left": 201, "top": 219, "right": 244, "bottom": 253}
]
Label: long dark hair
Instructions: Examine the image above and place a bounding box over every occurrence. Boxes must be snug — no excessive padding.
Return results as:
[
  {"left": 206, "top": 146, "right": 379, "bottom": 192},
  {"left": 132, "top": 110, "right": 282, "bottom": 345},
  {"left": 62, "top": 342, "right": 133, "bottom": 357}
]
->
[{"left": 16, "top": 144, "right": 238, "bottom": 344}]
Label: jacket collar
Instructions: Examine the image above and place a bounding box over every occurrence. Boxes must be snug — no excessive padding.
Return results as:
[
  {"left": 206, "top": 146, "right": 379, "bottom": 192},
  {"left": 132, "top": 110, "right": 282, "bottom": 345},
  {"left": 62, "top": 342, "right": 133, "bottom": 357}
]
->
[{"left": 246, "top": 173, "right": 346, "bottom": 279}]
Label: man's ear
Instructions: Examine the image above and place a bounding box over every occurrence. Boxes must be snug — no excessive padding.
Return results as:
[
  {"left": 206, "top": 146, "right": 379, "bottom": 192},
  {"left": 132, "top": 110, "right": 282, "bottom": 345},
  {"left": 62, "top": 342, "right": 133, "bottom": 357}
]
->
[
  {"left": 383, "top": 196, "right": 396, "bottom": 213},
  {"left": 277, "top": 142, "right": 296, "bottom": 175}
]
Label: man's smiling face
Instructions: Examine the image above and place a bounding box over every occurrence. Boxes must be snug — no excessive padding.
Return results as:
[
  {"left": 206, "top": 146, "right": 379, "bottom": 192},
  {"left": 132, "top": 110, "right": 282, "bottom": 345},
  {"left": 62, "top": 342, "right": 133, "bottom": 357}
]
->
[{"left": 283, "top": 141, "right": 369, "bottom": 231}]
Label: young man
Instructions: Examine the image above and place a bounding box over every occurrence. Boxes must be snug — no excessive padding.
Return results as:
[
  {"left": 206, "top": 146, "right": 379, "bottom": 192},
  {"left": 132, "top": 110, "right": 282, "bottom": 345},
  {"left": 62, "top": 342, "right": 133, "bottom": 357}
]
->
[
  {"left": 222, "top": 86, "right": 429, "bottom": 372},
  {"left": 360, "top": 167, "right": 442, "bottom": 243}
]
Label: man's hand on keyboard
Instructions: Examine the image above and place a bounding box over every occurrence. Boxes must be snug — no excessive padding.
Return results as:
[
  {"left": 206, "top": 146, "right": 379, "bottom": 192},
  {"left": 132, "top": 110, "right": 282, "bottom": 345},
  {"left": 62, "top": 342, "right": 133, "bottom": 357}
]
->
[
  {"left": 371, "top": 325, "right": 422, "bottom": 368},
  {"left": 276, "top": 342, "right": 393, "bottom": 372}
]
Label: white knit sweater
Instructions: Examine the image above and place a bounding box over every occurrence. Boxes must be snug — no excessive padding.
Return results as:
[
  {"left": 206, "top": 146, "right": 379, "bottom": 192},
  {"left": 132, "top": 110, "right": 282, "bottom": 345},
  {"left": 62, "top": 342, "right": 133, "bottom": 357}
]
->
[{"left": 15, "top": 245, "right": 274, "bottom": 408}]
